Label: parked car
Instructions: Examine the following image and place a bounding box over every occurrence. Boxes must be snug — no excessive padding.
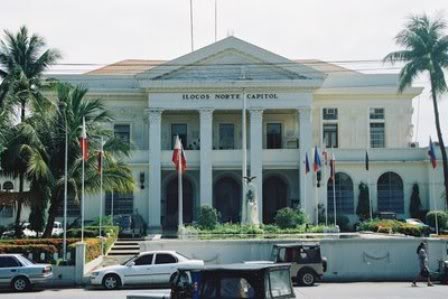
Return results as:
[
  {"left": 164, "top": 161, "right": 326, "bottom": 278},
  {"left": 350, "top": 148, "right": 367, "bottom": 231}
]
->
[
  {"left": 1, "top": 222, "right": 63, "bottom": 238},
  {"left": 89, "top": 250, "right": 204, "bottom": 290},
  {"left": 0, "top": 254, "right": 53, "bottom": 292},
  {"left": 247, "top": 242, "right": 327, "bottom": 286},
  {"left": 170, "top": 263, "right": 295, "bottom": 299},
  {"left": 433, "top": 259, "right": 448, "bottom": 284}
]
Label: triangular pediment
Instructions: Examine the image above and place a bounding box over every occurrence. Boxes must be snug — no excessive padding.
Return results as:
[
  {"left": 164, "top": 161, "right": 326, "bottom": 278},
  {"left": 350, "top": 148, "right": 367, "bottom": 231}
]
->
[{"left": 136, "top": 36, "right": 325, "bottom": 84}]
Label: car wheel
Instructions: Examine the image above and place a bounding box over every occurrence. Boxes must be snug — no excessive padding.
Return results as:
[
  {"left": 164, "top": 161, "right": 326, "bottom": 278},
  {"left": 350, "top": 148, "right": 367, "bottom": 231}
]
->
[
  {"left": 102, "top": 274, "right": 121, "bottom": 290},
  {"left": 11, "top": 276, "right": 31, "bottom": 292},
  {"left": 298, "top": 269, "right": 316, "bottom": 286}
]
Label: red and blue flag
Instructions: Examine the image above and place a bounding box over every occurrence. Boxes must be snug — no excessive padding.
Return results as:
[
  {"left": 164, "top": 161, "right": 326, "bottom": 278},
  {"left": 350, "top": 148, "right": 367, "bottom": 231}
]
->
[{"left": 428, "top": 137, "right": 437, "bottom": 169}]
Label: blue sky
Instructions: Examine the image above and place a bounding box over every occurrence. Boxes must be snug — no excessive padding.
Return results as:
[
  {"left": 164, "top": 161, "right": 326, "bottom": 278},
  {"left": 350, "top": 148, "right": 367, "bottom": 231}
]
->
[{"left": 1, "top": 0, "right": 447, "bottom": 145}]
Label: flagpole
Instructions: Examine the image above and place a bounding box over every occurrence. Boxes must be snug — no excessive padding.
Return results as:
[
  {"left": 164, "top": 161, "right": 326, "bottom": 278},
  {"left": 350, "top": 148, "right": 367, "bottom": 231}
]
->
[
  {"left": 367, "top": 150, "right": 372, "bottom": 221},
  {"left": 324, "top": 159, "right": 328, "bottom": 227},
  {"left": 332, "top": 172, "right": 336, "bottom": 227},
  {"left": 303, "top": 157, "right": 307, "bottom": 214},
  {"left": 190, "top": 0, "right": 194, "bottom": 51},
  {"left": 63, "top": 112, "right": 68, "bottom": 261},
  {"left": 431, "top": 169, "right": 439, "bottom": 235},
  {"left": 111, "top": 190, "right": 114, "bottom": 219},
  {"left": 214, "top": 0, "right": 218, "bottom": 42},
  {"left": 242, "top": 88, "right": 247, "bottom": 224},
  {"left": 178, "top": 136, "right": 184, "bottom": 229},
  {"left": 81, "top": 117, "right": 86, "bottom": 243},
  {"left": 99, "top": 137, "right": 104, "bottom": 255}
]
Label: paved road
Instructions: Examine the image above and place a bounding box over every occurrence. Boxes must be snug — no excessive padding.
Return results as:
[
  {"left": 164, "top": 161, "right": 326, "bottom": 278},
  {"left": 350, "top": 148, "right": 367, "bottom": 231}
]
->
[{"left": 0, "top": 283, "right": 446, "bottom": 299}]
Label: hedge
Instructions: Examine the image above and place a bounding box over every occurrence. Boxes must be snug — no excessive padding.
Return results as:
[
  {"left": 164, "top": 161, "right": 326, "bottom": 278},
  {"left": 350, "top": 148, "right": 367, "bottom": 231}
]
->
[
  {"left": 183, "top": 223, "right": 331, "bottom": 235},
  {"left": 358, "top": 219, "right": 428, "bottom": 237},
  {"left": 0, "top": 244, "right": 58, "bottom": 263},
  {"left": 66, "top": 225, "right": 119, "bottom": 238}
]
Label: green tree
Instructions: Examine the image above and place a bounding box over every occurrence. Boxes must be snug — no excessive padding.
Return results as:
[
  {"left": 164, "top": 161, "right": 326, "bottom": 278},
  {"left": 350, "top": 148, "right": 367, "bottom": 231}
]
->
[
  {"left": 356, "top": 182, "right": 370, "bottom": 221},
  {"left": 0, "top": 26, "right": 60, "bottom": 235},
  {"left": 384, "top": 14, "right": 448, "bottom": 206},
  {"left": 26, "top": 83, "right": 135, "bottom": 237}
]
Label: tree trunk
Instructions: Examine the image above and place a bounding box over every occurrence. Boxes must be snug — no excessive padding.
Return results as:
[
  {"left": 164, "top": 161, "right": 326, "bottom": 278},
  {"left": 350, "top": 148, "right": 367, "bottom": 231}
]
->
[
  {"left": 43, "top": 195, "right": 60, "bottom": 238},
  {"left": 14, "top": 175, "right": 24, "bottom": 237},
  {"left": 14, "top": 102, "right": 27, "bottom": 237},
  {"left": 429, "top": 75, "right": 448, "bottom": 208}
]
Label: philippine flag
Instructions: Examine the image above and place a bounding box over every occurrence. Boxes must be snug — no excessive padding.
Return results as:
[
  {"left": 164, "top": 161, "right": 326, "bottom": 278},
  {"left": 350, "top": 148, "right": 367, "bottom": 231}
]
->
[
  {"left": 428, "top": 137, "right": 437, "bottom": 169},
  {"left": 330, "top": 153, "right": 336, "bottom": 181},
  {"left": 80, "top": 117, "right": 88, "bottom": 161},
  {"left": 172, "top": 136, "right": 187, "bottom": 172}
]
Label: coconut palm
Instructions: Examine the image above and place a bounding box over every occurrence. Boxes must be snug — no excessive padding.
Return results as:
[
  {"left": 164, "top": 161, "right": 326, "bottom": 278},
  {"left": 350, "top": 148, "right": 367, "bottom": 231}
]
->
[
  {"left": 0, "top": 26, "right": 60, "bottom": 234},
  {"left": 384, "top": 14, "right": 448, "bottom": 206},
  {"left": 22, "top": 83, "right": 135, "bottom": 237}
]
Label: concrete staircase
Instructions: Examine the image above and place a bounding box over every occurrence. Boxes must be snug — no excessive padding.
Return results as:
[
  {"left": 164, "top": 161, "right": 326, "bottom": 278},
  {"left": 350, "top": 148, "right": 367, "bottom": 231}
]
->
[
  {"left": 108, "top": 238, "right": 142, "bottom": 256},
  {"left": 101, "top": 238, "right": 143, "bottom": 267}
]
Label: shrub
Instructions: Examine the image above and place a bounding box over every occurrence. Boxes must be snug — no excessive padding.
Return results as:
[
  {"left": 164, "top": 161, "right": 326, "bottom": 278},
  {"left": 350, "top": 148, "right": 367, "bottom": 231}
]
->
[
  {"left": 426, "top": 211, "right": 448, "bottom": 229},
  {"left": 198, "top": 206, "right": 218, "bottom": 229},
  {"left": 328, "top": 215, "right": 351, "bottom": 232},
  {"left": 274, "top": 208, "right": 307, "bottom": 229},
  {"left": 0, "top": 244, "right": 58, "bottom": 263},
  {"left": 66, "top": 225, "right": 119, "bottom": 238},
  {"left": 358, "top": 219, "right": 427, "bottom": 237}
]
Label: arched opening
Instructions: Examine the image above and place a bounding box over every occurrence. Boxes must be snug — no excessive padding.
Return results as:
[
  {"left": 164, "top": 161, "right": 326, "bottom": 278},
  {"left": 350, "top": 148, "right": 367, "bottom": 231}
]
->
[
  {"left": 214, "top": 176, "right": 241, "bottom": 223},
  {"left": 165, "top": 177, "right": 194, "bottom": 228},
  {"left": 263, "top": 176, "right": 288, "bottom": 224},
  {"left": 377, "top": 172, "right": 404, "bottom": 213},
  {"left": 2, "top": 181, "right": 14, "bottom": 192},
  {"left": 327, "top": 172, "right": 354, "bottom": 215}
]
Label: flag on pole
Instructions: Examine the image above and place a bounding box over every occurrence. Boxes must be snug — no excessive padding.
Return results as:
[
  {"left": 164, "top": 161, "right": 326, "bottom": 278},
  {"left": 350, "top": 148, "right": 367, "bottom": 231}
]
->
[
  {"left": 313, "top": 146, "right": 321, "bottom": 172},
  {"left": 330, "top": 153, "right": 336, "bottom": 181},
  {"left": 322, "top": 138, "right": 328, "bottom": 166},
  {"left": 428, "top": 137, "right": 437, "bottom": 169},
  {"left": 305, "top": 152, "right": 310, "bottom": 174},
  {"left": 97, "top": 145, "right": 104, "bottom": 174},
  {"left": 365, "top": 151, "right": 369, "bottom": 171},
  {"left": 172, "top": 136, "right": 187, "bottom": 172},
  {"left": 80, "top": 118, "right": 88, "bottom": 161}
]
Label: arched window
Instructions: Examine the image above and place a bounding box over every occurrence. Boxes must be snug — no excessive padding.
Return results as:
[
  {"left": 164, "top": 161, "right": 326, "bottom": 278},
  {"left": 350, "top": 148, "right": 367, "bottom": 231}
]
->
[
  {"left": 327, "top": 173, "right": 354, "bottom": 214},
  {"left": 377, "top": 172, "right": 404, "bottom": 213}
]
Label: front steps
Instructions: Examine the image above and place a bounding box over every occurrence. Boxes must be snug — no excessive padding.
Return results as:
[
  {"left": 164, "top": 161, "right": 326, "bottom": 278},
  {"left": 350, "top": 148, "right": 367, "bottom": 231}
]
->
[{"left": 108, "top": 239, "right": 142, "bottom": 256}]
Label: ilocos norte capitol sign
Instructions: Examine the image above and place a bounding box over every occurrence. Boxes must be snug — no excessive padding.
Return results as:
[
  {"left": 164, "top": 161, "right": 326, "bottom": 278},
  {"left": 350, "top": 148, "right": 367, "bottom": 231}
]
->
[{"left": 182, "top": 93, "right": 279, "bottom": 100}]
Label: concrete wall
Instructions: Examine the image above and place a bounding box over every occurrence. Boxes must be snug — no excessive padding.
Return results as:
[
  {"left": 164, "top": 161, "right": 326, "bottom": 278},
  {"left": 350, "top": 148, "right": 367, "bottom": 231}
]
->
[{"left": 141, "top": 236, "right": 448, "bottom": 281}]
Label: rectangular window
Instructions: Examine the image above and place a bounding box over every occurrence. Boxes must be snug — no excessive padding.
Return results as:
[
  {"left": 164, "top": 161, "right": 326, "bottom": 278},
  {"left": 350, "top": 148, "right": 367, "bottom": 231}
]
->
[
  {"left": 323, "top": 124, "right": 338, "bottom": 148},
  {"left": 0, "top": 205, "right": 13, "bottom": 218},
  {"left": 105, "top": 192, "right": 134, "bottom": 215},
  {"left": 114, "top": 124, "right": 131, "bottom": 145},
  {"left": 267, "top": 123, "right": 282, "bottom": 149},
  {"left": 218, "top": 124, "right": 235, "bottom": 149},
  {"left": 171, "top": 124, "right": 187, "bottom": 149},
  {"left": 370, "top": 123, "right": 385, "bottom": 148},
  {"left": 323, "top": 108, "right": 338, "bottom": 120},
  {"left": 369, "top": 108, "right": 385, "bottom": 120}
]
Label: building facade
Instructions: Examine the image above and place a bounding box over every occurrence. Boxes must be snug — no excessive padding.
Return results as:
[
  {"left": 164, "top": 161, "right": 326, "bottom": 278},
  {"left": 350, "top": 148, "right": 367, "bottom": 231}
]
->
[{"left": 1, "top": 37, "right": 446, "bottom": 229}]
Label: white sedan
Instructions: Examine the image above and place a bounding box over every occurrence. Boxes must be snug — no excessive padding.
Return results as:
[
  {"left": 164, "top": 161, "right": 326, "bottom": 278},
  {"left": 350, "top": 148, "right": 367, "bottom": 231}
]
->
[{"left": 89, "top": 250, "right": 203, "bottom": 290}]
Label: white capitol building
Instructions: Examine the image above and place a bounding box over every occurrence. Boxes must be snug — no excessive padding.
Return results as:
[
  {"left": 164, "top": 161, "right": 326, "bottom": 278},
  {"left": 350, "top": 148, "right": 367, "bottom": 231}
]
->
[{"left": 1, "top": 37, "right": 445, "bottom": 229}]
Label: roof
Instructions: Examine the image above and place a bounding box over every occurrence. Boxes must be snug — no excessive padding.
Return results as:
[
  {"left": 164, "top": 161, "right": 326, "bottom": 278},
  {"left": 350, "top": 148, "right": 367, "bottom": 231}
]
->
[
  {"left": 178, "top": 263, "right": 290, "bottom": 272},
  {"left": 85, "top": 59, "right": 356, "bottom": 76}
]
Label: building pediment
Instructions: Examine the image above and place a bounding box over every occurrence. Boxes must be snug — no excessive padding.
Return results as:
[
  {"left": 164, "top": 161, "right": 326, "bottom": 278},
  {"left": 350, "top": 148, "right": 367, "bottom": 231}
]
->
[{"left": 136, "top": 36, "right": 325, "bottom": 89}]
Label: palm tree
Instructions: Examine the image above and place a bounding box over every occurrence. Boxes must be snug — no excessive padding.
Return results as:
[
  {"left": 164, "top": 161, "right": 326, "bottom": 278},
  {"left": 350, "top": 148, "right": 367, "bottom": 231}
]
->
[
  {"left": 384, "top": 14, "right": 448, "bottom": 206},
  {"left": 0, "top": 26, "right": 60, "bottom": 234},
  {"left": 22, "top": 83, "right": 135, "bottom": 237}
]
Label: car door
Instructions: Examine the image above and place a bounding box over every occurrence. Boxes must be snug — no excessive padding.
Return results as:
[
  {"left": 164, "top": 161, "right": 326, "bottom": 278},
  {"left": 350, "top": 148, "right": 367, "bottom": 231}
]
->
[
  {"left": 0, "top": 256, "right": 22, "bottom": 285},
  {"left": 125, "top": 254, "right": 154, "bottom": 285},
  {"left": 151, "top": 253, "right": 178, "bottom": 284}
]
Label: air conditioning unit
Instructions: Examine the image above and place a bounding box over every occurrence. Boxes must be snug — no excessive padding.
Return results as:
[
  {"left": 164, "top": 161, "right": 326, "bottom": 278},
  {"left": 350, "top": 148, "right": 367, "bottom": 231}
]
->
[{"left": 409, "top": 142, "right": 419, "bottom": 148}]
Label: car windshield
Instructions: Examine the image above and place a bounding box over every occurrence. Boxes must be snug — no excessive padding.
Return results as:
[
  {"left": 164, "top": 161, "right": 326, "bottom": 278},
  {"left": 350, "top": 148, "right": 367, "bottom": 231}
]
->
[
  {"left": 18, "top": 255, "right": 36, "bottom": 265},
  {"left": 121, "top": 255, "right": 137, "bottom": 265},
  {"left": 268, "top": 269, "right": 293, "bottom": 298},
  {"left": 270, "top": 246, "right": 279, "bottom": 262}
]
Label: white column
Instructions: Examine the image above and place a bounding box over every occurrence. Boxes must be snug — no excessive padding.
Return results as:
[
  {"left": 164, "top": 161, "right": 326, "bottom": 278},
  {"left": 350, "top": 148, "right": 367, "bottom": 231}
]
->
[
  {"left": 250, "top": 108, "right": 263, "bottom": 223},
  {"left": 200, "top": 108, "right": 213, "bottom": 207},
  {"left": 299, "top": 108, "right": 315, "bottom": 222},
  {"left": 148, "top": 109, "right": 162, "bottom": 229}
]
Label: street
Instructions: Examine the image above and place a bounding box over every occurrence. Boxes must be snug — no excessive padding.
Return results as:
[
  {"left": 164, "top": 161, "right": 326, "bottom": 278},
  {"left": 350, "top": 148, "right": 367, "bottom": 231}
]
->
[{"left": 0, "top": 283, "right": 446, "bottom": 299}]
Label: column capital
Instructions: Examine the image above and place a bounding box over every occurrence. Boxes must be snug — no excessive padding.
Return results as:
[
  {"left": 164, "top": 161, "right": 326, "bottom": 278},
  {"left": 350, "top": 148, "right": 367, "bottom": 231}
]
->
[
  {"left": 199, "top": 107, "right": 214, "bottom": 113},
  {"left": 298, "top": 106, "right": 312, "bottom": 113},
  {"left": 146, "top": 108, "right": 163, "bottom": 124},
  {"left": 249, "top": 107, "right": 264, "bottom": 114}
]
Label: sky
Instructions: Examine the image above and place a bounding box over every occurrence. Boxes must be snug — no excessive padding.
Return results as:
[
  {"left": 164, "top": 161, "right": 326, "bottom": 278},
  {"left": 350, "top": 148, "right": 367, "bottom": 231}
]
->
[{"left": 1, "top": 0, "right": 447, "bottom": 145}]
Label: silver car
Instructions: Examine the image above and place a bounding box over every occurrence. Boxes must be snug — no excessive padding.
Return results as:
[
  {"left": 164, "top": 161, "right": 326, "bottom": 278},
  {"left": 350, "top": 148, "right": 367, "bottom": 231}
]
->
[{"left": 0, "top": 254, "right": 53, "bottom": 291}]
